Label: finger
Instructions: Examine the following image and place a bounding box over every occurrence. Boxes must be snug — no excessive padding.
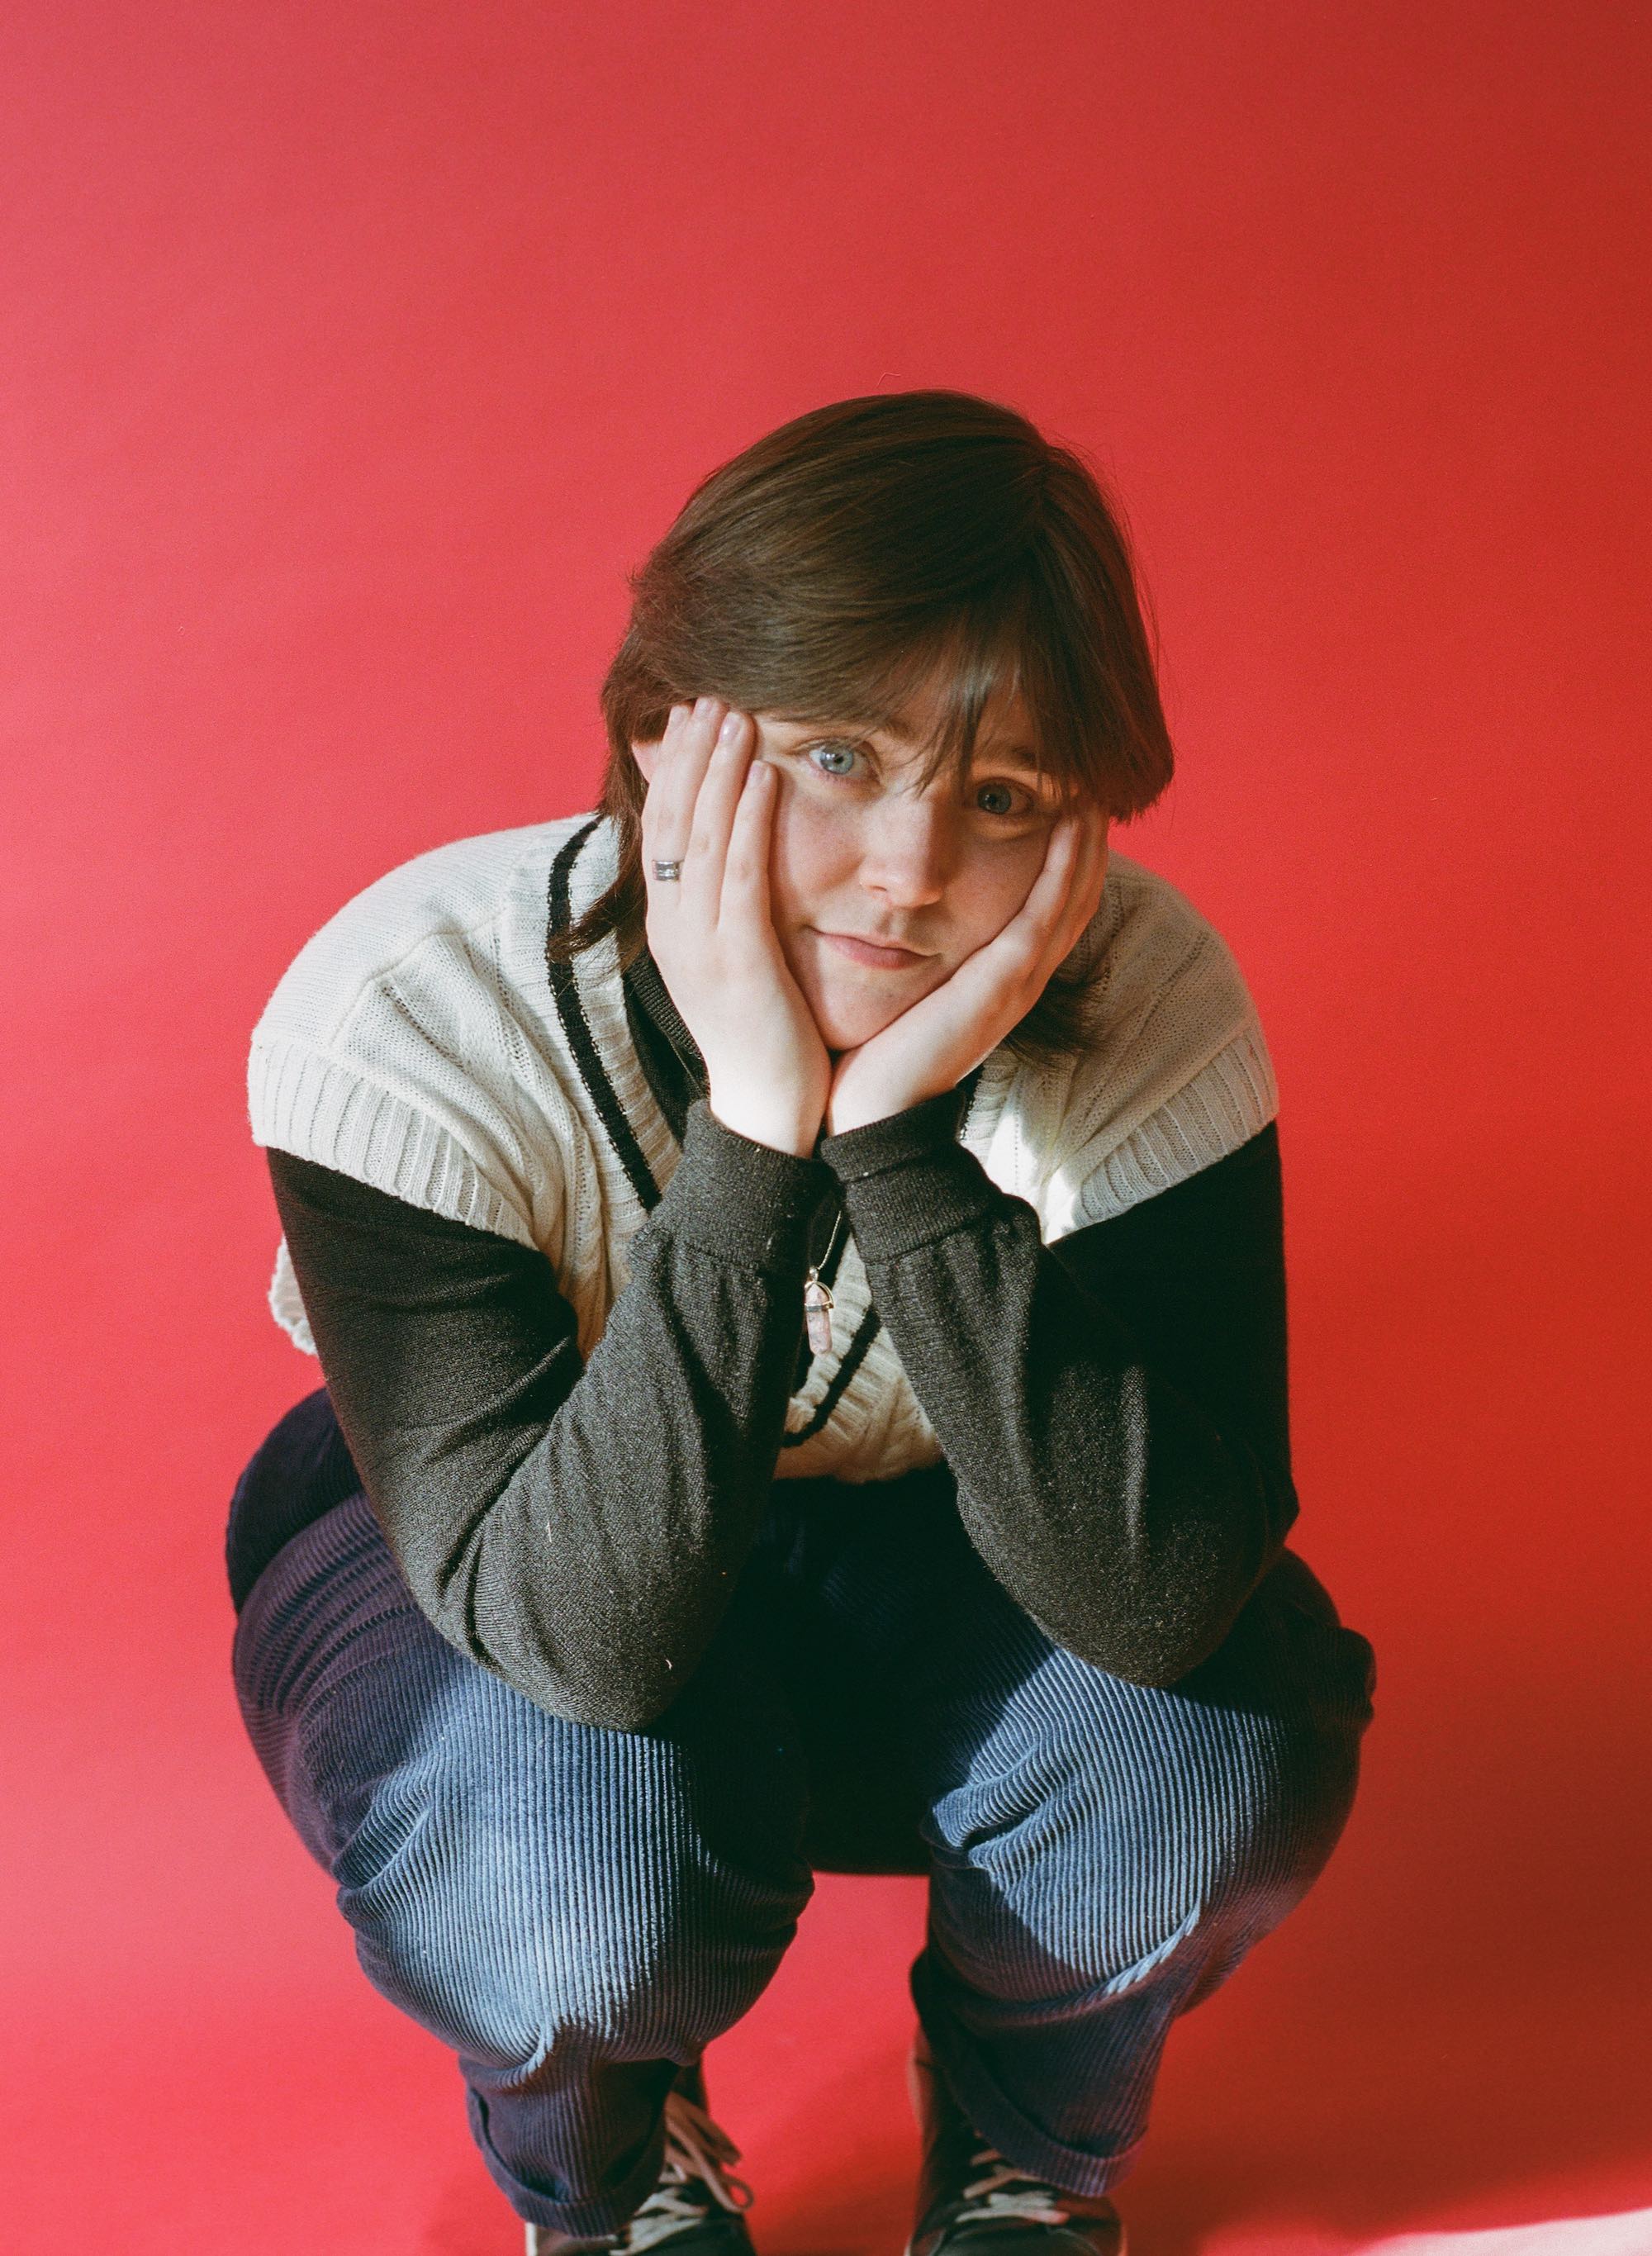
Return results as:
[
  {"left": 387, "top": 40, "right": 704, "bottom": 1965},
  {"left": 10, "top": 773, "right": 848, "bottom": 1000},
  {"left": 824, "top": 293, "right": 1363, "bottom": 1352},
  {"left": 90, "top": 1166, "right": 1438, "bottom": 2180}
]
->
[
  {"left": 945, "top": 820, "right": 1073, "bottom": 1007},
  {"left": 1057, "top": 802, "right": 1104, "bottom": 911},
  {"left": 1017, "top": 812, "right": 1083, "bottom": 942},
  {"left": 1083, "top": 805, "right": 1111, "bottom": 907},
  {"left": 638, "top": 701, "right": 688, "bottom": 862},
  {"left": 1073, "top": 804, "right": 1110, "bottom": 919},
  {"left": 681, "top": 705, "right": 755, "bottom": 920},
  {"left": 1042, "top": 805, "right": 1108, "bottom": 971},
  {"left": 997, "top": 813, "right": 1093, "bottom": 990},
  {"left": 642, "top": 697, "right": 722, "bottom": 901},
  {"left": 720, "top": 751, "right": 776, "bottom": 933}
]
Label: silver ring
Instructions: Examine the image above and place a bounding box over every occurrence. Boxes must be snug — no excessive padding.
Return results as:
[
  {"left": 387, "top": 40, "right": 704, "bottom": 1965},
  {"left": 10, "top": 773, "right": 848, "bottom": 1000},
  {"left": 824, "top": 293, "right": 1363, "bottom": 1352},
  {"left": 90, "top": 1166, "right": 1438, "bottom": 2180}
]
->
[{"left": 652, "top": 857, "right": 683, "bottom": 882}]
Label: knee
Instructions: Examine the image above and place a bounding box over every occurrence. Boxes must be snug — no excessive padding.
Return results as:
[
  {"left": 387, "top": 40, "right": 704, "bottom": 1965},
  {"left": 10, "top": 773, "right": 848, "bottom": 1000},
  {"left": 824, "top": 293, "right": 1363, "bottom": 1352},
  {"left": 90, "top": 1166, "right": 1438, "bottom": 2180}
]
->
[
  {"left": 1184, "top": 1583, "right": 1376, "bottom": 1916},
  {"left": 1112, "top": 1563, "right": 1375, "bottom": 1921},
  {"left": 1137, "top": 1679, "right": 1363, "bottom": 1895},
  {"left": 962, "top": 1684, "right": 1364, "bottom": 1992},
  {"left": 335, "top": 1730, "right": 806, "bottom": 2071},
  {"left": 1193, "top": 1699, "right": 1365, "bottom": 1920}
]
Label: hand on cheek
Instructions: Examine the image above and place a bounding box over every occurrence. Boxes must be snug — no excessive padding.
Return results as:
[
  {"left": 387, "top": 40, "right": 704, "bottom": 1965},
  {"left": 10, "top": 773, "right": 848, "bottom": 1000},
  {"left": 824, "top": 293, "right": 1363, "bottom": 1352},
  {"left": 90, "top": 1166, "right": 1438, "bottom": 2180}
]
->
[
  {"left": 636, "top": 699, "right": 833, "bottom": 1157},
  {"left": 824, "top": 801, "right": 1110, "bottom": 1137}
]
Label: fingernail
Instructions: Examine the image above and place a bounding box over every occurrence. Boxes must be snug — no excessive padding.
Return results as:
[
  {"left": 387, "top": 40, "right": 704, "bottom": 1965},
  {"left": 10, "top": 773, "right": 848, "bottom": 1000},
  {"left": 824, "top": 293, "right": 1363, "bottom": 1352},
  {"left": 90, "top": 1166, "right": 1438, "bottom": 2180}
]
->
[{"left": 717, "top": 709, "right": 742, "bottom": 744}]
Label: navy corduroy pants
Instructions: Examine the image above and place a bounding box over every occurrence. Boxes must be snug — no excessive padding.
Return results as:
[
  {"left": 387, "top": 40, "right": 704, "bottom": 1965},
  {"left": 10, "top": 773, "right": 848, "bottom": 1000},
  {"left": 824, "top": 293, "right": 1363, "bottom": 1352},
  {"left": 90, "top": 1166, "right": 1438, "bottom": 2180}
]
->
[{"left": 228, "top": 1400, "right": 1375, "bottom": 2235}]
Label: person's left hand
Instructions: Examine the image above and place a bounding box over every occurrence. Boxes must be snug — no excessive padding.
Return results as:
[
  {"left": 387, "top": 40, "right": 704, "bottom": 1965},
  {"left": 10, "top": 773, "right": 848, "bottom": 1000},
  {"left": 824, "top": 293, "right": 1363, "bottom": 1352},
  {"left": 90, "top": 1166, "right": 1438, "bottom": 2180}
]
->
[{"left": 823, "top": 800, "right": 1111, "bottom": 1137}]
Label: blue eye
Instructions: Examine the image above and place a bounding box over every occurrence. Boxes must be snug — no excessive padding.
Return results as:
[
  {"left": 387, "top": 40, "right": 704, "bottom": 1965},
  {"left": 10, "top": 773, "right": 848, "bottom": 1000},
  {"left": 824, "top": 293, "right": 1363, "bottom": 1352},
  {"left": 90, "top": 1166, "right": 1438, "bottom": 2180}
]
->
[{"left": 802, "top": 740, "right": 1039, "bottom": 823}]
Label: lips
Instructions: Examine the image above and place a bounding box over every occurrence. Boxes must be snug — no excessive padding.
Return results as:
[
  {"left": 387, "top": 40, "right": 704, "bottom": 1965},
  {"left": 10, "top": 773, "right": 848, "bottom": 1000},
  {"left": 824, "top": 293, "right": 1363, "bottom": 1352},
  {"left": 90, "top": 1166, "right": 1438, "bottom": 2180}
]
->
[{"left": 814, "top": 929, "right": 929, "bottom": 968}]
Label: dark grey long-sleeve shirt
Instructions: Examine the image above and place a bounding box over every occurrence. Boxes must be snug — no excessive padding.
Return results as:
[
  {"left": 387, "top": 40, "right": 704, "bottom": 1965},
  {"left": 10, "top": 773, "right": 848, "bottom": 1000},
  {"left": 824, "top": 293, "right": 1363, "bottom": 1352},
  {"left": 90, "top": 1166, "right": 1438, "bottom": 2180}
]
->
[{"left": 251, "top": 948, "right": 1298, "bottom": 1730}]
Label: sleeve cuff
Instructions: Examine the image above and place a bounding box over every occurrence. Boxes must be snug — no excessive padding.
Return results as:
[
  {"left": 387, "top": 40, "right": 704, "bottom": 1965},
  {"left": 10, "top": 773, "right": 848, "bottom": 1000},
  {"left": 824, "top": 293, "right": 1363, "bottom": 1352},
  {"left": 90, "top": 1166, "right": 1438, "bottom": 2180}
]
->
[
  {"left": 653, "top": 1097, "right": 833, "bottom": 1275},
  {"left": 817, "top": 1085, "right": 1008, "bottom": 1262}
]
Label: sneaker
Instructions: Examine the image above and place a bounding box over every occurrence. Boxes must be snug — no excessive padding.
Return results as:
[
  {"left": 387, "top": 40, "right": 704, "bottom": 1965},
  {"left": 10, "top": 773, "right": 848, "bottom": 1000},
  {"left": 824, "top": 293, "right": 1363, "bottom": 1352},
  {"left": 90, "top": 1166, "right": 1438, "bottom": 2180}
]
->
[
  {"left": 904, "top": 2026, "right": 1126, "bottom": 2256},
  {"left": 525, "top": 2059, "right": 757, "bottom": 2256}
]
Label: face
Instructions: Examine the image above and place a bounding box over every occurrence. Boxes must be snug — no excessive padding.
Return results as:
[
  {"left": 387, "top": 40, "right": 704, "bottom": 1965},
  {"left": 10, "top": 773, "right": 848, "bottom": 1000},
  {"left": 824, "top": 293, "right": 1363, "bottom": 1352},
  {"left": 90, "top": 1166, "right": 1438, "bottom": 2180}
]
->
[{"left": 636, "top": 676, "right": 1101, "bottom": 1053}]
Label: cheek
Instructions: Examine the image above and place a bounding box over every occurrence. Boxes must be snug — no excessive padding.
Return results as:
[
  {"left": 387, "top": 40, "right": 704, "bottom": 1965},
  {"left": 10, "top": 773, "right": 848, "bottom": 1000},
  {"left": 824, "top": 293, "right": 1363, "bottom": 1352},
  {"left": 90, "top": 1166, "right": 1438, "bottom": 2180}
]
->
[
  {"left": 950, "top": 838, "right": 1049, "bottom": 948},
  {"left": 763, "top": 770, "right": 1049, "bottom": 939},
  {"left": 766, "top": 786, "right": 852, "bottom": 915}
]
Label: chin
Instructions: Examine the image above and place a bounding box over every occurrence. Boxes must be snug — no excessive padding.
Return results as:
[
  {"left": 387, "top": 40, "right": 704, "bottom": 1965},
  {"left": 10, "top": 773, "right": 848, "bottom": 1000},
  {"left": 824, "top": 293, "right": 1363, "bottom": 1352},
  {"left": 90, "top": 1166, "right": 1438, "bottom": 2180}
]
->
[{"left": 810, "top": 986, "right": 904, "bottom": 1053}]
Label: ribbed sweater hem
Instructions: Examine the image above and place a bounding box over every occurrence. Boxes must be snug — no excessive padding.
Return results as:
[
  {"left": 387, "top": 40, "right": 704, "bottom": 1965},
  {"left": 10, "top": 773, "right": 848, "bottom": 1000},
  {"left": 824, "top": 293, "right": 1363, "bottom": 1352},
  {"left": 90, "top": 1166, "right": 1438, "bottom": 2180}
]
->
[
  {"left": 1073, "top": 1020, "right": 1277, "bottom": 1226},
  {"left": 248, "top": 1033, "right": 538, "bottom": 1249}
]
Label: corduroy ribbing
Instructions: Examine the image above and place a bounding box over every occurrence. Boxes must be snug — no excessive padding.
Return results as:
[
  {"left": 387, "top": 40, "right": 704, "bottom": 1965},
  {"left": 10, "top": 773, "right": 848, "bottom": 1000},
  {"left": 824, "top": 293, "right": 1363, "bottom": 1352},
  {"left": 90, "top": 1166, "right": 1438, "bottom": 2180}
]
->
[{"left": 230, "top": 1469, "right": 1374, "bottom": 2228}]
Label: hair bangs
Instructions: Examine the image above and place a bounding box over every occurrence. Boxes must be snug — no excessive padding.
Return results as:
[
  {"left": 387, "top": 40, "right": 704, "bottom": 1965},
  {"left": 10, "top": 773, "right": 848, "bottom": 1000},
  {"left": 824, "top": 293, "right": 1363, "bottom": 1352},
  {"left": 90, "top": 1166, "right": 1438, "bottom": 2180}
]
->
[
  {"left": 583, "top": 389, "right": 1176, "bottom": 1063},
  {"left": 876, "top": 579, "right": 1095, "bottom": 817}
]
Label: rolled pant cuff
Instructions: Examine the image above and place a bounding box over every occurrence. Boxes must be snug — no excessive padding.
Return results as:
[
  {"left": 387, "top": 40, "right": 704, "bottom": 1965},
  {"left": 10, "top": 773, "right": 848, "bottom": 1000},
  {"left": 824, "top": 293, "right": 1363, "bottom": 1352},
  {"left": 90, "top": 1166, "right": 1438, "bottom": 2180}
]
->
[
  {"left": 466, "top": 2087, "right": 673, "bottom": 2236},
  {"left": 909, "top": 1955, "right": 1147, "bottom": 2200}
]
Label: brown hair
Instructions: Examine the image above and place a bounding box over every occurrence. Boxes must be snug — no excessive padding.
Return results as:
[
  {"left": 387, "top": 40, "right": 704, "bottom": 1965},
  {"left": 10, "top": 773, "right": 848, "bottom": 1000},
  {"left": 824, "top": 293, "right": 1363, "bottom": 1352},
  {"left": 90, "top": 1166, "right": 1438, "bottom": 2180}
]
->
[{"left": 563, "top": 389, "right": 1175, "bottom": 1066}]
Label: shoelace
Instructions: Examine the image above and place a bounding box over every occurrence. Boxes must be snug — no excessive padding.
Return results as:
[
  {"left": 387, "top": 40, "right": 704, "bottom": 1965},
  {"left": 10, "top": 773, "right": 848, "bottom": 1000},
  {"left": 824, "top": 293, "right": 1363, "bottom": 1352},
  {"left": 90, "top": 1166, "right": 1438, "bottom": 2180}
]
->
[
  {"left": 950, "top": 2140, "right": 1073, "bottom": 2230},
  {"left": 615, "top": 2089, "right": 755, "bottom": 2253}
]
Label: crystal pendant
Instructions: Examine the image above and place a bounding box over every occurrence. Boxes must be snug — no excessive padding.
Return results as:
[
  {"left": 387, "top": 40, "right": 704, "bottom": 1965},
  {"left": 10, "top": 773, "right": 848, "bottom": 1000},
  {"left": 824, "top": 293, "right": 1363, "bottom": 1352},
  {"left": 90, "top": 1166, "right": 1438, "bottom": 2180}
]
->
[{"left": 803, "top": 1270, "right": 834, "bottom": 1354}]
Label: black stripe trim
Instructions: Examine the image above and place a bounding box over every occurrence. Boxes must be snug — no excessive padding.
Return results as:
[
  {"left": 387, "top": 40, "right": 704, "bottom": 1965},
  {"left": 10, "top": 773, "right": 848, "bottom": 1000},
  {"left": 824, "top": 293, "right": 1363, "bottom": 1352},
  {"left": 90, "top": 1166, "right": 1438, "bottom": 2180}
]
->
[
  {"left": 544, "top": 819, "right": 664, "bottom": 1217},
  {"left": 544, "top": 819, "right": 997, "bottom": 1451},
  {"left": 778, "top": 1297, "right": 884, "bottom": 1448}
]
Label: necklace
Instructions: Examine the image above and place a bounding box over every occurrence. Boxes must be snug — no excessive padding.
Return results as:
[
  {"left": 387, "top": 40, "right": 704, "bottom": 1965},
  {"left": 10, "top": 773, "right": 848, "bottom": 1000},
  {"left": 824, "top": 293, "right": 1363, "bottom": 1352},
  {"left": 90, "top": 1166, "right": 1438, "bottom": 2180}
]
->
[{"left": 803, "top": 1205, "right": 845, "bottom": 1355}]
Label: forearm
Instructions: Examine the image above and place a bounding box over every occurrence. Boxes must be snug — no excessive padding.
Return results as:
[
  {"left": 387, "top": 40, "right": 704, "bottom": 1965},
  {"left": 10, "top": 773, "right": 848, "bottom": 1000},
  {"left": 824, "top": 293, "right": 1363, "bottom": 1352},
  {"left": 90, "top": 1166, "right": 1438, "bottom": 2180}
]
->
[
  {"left": 271, "top": 1098, "right": 832, "bottom": 1731},
  {"left": 445, "top": 1157, "right": 819, "bottom": 1731},
  {"left": 819, "top": 1094, "right": 1298, "bottom": 1686}
]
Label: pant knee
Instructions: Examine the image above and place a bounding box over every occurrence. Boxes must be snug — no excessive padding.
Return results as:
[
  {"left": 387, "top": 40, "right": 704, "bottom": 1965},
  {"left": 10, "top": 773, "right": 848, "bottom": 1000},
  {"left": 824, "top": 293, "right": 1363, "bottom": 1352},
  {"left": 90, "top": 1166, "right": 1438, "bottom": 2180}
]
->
[
  {"left": 336, "top": 1732, "right": 808, "bottom": 2072},
  {"left": 932, "top": 1676, "right": 1365, "bottom": 2002},
  {"left": 1203, "top": 1703, "right": 1364, "bottom": 1918},
  {"left": 1129, "top": 1574, "right": 1374, "bottom": 1928}
]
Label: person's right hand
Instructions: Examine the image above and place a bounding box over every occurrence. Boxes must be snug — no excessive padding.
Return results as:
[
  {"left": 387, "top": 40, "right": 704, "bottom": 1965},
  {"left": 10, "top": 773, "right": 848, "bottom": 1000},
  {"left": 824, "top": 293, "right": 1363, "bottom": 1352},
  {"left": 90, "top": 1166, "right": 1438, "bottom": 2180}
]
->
[{"left": 635, "top": 696, "right": 833, "bottom": 1159}]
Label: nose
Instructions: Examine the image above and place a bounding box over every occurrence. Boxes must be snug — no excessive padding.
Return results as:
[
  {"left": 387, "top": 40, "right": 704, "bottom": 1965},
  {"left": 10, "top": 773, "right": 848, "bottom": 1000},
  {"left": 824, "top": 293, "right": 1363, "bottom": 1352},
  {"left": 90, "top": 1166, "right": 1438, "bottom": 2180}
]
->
[{"left": 856, "top": 796, "right": 952, "bottom": 909}]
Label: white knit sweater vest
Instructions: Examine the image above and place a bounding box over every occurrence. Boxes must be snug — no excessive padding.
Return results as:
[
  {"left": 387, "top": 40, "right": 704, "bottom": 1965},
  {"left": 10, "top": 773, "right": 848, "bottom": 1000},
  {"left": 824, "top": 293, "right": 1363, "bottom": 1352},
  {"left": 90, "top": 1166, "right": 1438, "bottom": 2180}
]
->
[{"left": 247, "top": 811, "right": 1278, "bottom": 1484}]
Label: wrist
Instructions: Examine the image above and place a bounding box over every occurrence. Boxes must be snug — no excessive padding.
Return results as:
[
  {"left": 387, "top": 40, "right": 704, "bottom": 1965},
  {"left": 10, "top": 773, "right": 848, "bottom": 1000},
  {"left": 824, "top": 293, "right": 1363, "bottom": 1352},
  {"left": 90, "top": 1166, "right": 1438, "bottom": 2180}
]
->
[
  {"left": 824, "top": 1080, "right": 954, "bottom": 1138},
  {"left": 819, "top": 1082, "right": 975, "bottom": 1174},
  {"left": 663, "top": 1099, "right": 832, "bottom": 1273},
  {"left": 818, "top": 1094, "right": 999, "bottom": 1262},
  {"left": 707, "top": 1094, "right": 821, "bottom": 1161}
]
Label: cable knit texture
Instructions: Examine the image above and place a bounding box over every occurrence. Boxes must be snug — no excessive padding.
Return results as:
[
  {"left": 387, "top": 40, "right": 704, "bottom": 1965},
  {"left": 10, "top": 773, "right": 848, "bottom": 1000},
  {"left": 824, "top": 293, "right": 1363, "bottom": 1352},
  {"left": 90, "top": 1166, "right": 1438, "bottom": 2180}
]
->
[{"left": 247, "top": 811, "right": 1277, "bottom": 1484}]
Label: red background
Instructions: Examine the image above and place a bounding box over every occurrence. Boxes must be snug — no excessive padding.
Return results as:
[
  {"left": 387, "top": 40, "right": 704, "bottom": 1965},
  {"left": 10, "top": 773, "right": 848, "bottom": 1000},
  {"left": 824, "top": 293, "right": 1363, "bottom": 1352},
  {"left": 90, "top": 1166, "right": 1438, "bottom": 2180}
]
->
[{"left": 3, "top": 5, "right": 1648, "bottom": 2252}]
